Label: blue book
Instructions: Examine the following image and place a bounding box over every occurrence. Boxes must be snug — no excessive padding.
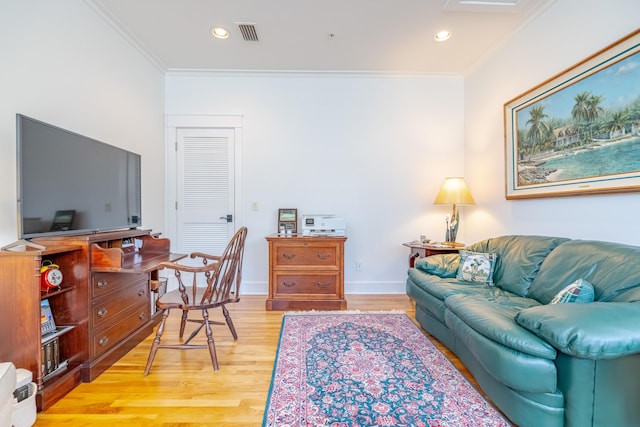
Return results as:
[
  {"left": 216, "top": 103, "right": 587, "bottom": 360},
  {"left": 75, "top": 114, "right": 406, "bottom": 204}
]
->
[{"left": 41, "top": 299, "right": 57, "bottom": 336}]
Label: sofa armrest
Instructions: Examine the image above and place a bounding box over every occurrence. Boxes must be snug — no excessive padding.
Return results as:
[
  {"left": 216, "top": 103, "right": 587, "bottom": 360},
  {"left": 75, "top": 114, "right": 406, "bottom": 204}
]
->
[
  {"left": 414, "top": 253, "right": 460, "bottom": 278},
  {"left": 515, "top": 302, "right": 640, "bottom": 359}
]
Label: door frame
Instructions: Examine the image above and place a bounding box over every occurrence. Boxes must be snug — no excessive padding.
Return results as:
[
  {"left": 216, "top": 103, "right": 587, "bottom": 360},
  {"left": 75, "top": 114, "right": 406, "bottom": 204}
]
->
[{"left": 165, "top": 115, "right": 243, "bottom": 248}]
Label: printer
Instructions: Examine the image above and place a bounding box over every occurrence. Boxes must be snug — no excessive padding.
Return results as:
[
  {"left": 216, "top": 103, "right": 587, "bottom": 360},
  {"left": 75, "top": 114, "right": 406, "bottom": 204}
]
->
[{"left": 301, "top": 215, "right": 346, "bottom": 237}]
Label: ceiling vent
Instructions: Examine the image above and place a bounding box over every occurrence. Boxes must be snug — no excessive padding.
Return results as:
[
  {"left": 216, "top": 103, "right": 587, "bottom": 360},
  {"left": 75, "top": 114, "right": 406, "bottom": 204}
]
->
[{"left": 237, "top": 23, "right": 259, "bottom": 42}]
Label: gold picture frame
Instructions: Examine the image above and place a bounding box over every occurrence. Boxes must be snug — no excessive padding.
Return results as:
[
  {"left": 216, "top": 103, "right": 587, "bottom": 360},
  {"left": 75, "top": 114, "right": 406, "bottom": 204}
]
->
[{"left": 505, "top": 29, "right": 640, "bottom": 199}]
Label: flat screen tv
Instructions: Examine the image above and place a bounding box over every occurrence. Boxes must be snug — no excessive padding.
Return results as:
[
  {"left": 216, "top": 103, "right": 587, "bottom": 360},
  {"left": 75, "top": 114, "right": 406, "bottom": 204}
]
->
[{"left": 16, "top": 114, "right": 142, "bottom": 239}]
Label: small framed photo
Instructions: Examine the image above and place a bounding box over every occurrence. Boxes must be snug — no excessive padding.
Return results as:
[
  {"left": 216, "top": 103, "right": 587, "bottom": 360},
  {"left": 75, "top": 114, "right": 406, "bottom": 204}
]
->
[{"left": 278, "top": 208, "right": 297, "bottom": 233}]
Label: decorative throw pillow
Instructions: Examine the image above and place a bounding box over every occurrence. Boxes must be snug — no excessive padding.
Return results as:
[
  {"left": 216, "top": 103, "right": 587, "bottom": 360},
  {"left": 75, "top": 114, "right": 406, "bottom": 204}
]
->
[
  {"left": 456, "top": 250, "right": 497, "bottom": 286},
  {"left": 549, "top": 279, "right": 595, "bottom": 304}
]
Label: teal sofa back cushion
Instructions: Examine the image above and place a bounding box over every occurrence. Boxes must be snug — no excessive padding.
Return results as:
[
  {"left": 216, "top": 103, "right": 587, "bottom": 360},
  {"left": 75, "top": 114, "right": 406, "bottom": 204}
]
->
[
  {"left": 445, "top": 294, "right": 555, "bottom": 360},
  {"left": 466, "top": 235, "right": 569, "bottom": 297},
  {"left": 528, "top": 240, "right": 640, "bottom": 304}
]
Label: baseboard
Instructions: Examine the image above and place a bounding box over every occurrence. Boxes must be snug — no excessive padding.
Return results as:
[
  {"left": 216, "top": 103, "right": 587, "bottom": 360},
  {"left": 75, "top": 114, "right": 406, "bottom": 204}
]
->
[
  {"left": 345, "top": 281, "right": 406, "bottom": 294},
  {"left": 241, "top": 281, "right": 407, "bottom": 295}
]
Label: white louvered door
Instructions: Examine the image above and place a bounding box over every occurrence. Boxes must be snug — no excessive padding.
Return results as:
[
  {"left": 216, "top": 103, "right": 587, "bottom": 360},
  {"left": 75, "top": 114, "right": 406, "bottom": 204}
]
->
[{"left": 175, "top": 128, "right": 235, "bottom": 258}]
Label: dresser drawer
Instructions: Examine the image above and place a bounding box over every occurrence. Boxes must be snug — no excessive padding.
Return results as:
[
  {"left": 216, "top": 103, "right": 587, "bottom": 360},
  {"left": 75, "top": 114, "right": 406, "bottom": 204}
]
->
[
  {"left": 274, "top": 273, "right": 338, "bottom": 296},
  {"left": 91, "top": 272, "right": 147, "bottom": 299},
  {"left": 91, "top": 304, "right": 150, "bottom": 358},
  {"left": 91, "top": 280, "right": 148, "bottom": 330},
  {"left": 274, "top": 243, "right": 339, "bottom": 268}
]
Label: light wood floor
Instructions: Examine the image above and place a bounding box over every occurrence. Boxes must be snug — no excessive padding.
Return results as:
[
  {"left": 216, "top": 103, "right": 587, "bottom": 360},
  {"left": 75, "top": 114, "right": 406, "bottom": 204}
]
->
[{"left": 35, "top": 295, "right": 480, "bottom": 426}]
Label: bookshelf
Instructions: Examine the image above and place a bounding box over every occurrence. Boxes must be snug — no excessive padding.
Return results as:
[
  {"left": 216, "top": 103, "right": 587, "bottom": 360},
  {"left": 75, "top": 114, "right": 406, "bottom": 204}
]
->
[{"left": 0, "top": 243, "right": 85, "bottom": 411}]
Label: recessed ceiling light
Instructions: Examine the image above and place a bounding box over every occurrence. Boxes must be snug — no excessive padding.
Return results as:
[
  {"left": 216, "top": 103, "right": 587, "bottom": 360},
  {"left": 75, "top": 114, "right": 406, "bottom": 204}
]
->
[
  {"left": 434, "top": 30, "right": 451, "bottom": 42},
  {"left": 211, "top": 26, "right": 229, "bottom": 39}
]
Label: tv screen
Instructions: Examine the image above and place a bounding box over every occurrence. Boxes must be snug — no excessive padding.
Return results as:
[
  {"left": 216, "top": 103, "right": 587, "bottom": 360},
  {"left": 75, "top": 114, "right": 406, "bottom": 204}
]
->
[{"left": 16, "top": 114, "right": 142, "bottom": 239}]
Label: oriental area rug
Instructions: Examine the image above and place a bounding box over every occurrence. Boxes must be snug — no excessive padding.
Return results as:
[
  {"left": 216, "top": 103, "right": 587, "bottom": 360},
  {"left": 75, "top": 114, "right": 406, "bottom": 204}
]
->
[{"left": 262, "top": 311, "right": 511, "bottom": 427}]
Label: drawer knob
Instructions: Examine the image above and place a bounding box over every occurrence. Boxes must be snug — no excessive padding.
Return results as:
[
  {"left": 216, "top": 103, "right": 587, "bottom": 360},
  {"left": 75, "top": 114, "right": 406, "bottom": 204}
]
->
[
  {"left": 316, "top": 281, "right": 330, "bottom": 288},
  {"left": 317, "top": 253, "right": 331, "bottom": 260},
  {"left": 283, "top": 252, "right": 296, "bottom": 259},
  {"left": 97, "top": 308, "right": 108, "bottom": 318},
  {"left": 138, "top": 289, "right": 146, "bottom": 297},
  {"left": 139, "top": 312, "right": 147, "bottom": 321},
  {"left": 98, "top": 337, "right": 109, "bottom": 346},
  {"left": 283, "top": 281, "right": 296, "bottom": 287},
  {"left": 97, "top": 279, "right": 108, "bottom": 288}
]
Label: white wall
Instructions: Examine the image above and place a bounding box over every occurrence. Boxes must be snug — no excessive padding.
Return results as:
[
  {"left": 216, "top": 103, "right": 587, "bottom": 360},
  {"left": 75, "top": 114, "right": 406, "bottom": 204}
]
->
[
  {"left": 166, "top": 73, "right": 465, "bottom": 293},
  {"left": 0, "top": 0, "right": 166, "bottom": 246},
  {"left": 465, "top": 0, "right": 640, "bottom": 245},
  {"left": 8, "top": 0, "right": 634, "bottom": 296}
]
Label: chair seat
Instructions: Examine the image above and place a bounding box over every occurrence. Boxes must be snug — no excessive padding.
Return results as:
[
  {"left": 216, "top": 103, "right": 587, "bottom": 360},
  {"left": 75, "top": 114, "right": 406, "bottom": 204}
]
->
[
  {"left": 158, "top": 287, "right": 207, "bottom": 309},
  {"left": 158, "top": 288, "right": 238, "bottom": 310}
]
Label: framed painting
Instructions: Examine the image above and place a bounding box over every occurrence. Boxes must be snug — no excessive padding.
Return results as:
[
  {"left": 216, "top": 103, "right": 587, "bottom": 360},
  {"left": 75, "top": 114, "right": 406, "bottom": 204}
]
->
[{"left": 505, "top": 29, "right": 640, "bottom": 199}]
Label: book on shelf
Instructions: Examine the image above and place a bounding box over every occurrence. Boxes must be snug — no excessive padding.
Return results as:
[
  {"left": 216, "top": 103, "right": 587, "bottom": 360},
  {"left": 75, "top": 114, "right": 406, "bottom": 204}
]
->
[
  {"left": 42, "top": 338, "right": 58, "bottom": 376},
  {"left": 42, "top": 359, "right": 68, "bottom": 382},
  {"left": 41, "top": 299, "right": 57, "bottom": 335},
  {"left": 40, "top": 321, "right": 75, "bottom": 379},
  {"left": 53, "top": 338, "right": 60, "bottom": 368},
  {"left": 41, "top": 336, "right": 68, "bottom": 378}
]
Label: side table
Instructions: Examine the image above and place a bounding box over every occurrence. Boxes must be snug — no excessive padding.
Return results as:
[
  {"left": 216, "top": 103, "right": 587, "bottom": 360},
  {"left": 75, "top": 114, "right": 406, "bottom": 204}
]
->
[{"left": 402, "top": 242, "right": 464, "bottom": 268}]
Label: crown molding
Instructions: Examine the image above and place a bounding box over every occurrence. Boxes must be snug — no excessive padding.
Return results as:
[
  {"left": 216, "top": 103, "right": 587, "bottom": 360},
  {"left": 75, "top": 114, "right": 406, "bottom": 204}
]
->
[
  {"left": 165, "top": 68, "right": 462, "bottom": 79},
  {"left": 83, "top": 0, "right": 167, "bottom": 73}
]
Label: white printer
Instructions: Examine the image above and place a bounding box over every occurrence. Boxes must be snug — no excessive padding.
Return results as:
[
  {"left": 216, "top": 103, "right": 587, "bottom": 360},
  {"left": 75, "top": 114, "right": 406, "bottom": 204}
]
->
[{"left": 301, "top": 215, "right": 346, "bottom": 237}]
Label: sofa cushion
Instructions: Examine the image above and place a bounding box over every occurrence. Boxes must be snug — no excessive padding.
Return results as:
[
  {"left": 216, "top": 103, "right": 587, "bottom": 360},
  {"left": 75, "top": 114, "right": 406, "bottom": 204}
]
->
[
  {"left": 445, "top": 294, "right": 556, "bottom": 360},
  {"left": 407, "top": 280, "right": 449, "bottom": 323},
  {"left": 515, "top": 302, "right": 640, "bottom": 359},
  {"left": 444, "top": 308, "right": 558, "bottom": 393},
  {"left": 414, "top": 253, "right": 459, "bottom": 278},
  {"left": 549, "top": 279, "right": 594, "bottom": 304},
  {"left": 467, "top": 235, "right": 569, "bottom": 297},
  {"left": 456, "top": 250, "right": 497, "bottom": 285},
  {"left": 407, "top": 268, "right": 492, "bottom": 301},
  {"left": 528, "top": 240, "right": 640, "bottom": 304}
]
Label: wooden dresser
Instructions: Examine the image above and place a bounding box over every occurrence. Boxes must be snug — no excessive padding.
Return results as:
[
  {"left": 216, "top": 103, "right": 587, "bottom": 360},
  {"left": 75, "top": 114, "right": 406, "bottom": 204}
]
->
[
  {"left": 265, "top": 235, "right": 347, "bottom": 310},
  {"left": 0, "top": 229, "right": 185, "bottom": 410}
]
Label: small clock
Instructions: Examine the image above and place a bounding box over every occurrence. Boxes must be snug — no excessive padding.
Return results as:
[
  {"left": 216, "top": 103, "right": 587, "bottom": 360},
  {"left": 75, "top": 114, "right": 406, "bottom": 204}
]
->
[{"left": 40, "top": 261, "right": 63, "bottom": 290}]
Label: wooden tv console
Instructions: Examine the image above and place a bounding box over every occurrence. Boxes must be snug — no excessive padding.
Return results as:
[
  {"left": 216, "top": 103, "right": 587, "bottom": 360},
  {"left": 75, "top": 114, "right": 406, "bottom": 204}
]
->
[{"left": 0, "top": 229, "right": 185, "bottom": 410}]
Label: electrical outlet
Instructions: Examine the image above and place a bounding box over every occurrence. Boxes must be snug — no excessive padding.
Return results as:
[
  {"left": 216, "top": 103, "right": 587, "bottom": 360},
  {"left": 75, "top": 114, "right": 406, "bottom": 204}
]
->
[
  {"left": 355, "top": 260, "right": 363, "bottom": 271},
  {"left": 251, "top": 201, "right": 259, "bottom": 211}
]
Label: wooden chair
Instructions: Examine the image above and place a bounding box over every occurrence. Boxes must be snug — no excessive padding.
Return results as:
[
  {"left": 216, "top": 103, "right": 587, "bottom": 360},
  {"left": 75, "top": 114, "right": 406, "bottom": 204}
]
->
[{"left": 144, "top": 226, "right": 248, "bottom": 375}]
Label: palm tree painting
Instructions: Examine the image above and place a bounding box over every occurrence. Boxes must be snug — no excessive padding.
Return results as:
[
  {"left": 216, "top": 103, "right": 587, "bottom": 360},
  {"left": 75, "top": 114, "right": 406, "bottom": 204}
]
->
[{"left": 505, "top": 30, "right": 640, "bottom": 198}]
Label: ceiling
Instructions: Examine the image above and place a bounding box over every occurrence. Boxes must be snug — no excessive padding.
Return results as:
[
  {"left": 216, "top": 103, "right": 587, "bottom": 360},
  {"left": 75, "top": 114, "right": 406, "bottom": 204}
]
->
[{"left": 86, "top": 0, "right": 555, "bottom": 74}]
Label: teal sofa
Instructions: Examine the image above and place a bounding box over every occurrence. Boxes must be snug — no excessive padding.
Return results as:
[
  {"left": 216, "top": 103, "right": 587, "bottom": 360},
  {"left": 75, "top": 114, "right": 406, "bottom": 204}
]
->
[{"left": 406, "top": 235, "right": 640, "bottom": 427}]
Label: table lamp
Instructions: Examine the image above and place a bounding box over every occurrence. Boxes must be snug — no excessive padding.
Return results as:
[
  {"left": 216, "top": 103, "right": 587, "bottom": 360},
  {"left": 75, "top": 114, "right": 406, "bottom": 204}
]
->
[{"left": 433, "top": 177, "right": 475, "bottom": 244}]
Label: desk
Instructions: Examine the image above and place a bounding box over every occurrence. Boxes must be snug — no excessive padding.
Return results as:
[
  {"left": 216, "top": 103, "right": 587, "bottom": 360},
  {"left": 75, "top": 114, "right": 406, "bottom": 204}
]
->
[
  {"left": 1, "top": 229, "right": 185, "bottom": 410},
  {"left": 402, "top": 242, "right": 463, "bottom": 267}
]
